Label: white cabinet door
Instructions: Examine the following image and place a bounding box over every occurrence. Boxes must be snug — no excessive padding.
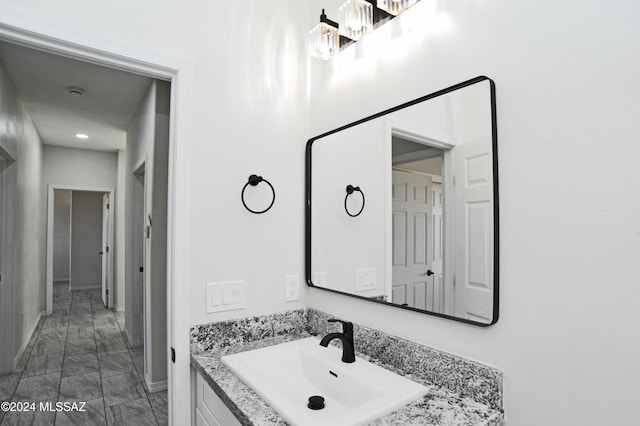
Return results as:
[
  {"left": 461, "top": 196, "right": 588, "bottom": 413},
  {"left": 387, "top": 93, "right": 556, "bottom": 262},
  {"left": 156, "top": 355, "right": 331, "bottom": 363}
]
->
[
  {"left": 194, "top": 370, "right": 241, "bottom": 426},
  {"left": 195, "top": 406, "right": 219, "bottom": 426}
]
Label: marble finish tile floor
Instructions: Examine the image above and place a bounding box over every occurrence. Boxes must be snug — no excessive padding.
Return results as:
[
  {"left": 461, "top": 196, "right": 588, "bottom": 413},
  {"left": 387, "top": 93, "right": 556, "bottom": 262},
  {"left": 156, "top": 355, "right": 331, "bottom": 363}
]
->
[{"left": 0, "top": 282, "right": 167, "bottom": 425}]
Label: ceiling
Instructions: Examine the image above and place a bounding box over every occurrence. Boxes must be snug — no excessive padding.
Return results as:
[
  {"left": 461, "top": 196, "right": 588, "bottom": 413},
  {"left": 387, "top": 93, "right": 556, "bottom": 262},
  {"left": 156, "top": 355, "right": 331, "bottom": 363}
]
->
[{"left": 0, "top": 41, "right": 153, "bottom": 152}]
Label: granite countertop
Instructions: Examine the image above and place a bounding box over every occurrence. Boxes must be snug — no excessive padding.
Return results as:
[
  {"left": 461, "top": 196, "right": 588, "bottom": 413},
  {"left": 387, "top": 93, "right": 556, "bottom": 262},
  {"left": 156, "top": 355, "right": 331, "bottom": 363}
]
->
[{"left": 190, "top": 309, "right": 504, "bottom": 426}]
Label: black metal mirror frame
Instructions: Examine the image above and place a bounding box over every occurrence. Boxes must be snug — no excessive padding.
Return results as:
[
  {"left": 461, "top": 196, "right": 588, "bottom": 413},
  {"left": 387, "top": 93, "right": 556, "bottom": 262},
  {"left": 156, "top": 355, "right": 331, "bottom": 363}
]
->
[{"left": 305, "top": 76, "right": 499, "bottom": 327}]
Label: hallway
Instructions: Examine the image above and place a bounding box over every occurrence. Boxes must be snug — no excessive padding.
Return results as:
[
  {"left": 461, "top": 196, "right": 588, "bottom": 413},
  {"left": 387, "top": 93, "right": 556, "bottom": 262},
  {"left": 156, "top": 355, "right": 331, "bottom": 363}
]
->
[{"left": 0, "top": 283, "right": 167, "bottom": 425}]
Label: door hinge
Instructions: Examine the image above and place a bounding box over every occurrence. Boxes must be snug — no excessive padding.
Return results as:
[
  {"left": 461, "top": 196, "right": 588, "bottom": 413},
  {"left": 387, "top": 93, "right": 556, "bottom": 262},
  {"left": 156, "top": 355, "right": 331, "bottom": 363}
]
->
[
  {"left": 171, "top": 347, "right": 175, "bottom": 363},
  {"left": 106, "top": 289, "right": 109, "bottom": 296},
  {"left": 106, "top": 246, "right": 109, "bottom": 253},
  {"left": 107, "top": 203, "right": 110, "bottom": 209},
  {"left": 139, "top": 266, "right": 144, "bottom": 272}
]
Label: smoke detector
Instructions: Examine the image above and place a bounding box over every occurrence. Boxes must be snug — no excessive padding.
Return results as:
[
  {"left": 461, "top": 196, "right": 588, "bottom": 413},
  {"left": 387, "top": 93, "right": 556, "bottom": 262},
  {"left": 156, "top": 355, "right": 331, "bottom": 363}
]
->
[{"left": 67, "top": 86, "right": 85, "bottom": 96}]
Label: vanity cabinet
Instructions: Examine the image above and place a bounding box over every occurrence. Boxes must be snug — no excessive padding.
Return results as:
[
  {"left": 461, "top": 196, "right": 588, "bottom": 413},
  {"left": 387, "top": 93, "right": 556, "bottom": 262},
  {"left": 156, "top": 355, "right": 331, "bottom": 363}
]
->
[{"left": 191, "top": 368, "right": 241, "bottom": 426}]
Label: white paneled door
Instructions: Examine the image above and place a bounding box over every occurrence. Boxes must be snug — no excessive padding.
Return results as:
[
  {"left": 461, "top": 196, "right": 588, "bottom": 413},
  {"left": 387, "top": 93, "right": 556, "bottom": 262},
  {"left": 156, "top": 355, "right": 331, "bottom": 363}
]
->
[
  {"left": 453, "top": 137, "right": 494, "bottom": 323},
  {"left": 431, "top": 182, "right": 444, "bottom": 314},
  {"left": 391, "top": 170, "right": 435, "bottom": 310}
]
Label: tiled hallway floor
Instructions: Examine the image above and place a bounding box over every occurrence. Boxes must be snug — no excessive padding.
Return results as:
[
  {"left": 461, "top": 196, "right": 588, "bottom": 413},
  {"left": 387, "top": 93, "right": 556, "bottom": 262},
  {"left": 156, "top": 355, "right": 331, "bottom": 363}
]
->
[{"left": 0, "top": 282, "right": 167, "bottom": 425}]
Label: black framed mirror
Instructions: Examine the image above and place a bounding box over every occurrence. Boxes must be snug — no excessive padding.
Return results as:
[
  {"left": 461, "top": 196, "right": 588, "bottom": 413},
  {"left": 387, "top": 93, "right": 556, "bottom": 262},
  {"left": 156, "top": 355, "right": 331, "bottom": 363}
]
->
[{"left": 305, "top": 76, "right": 499, "bottom": 326}]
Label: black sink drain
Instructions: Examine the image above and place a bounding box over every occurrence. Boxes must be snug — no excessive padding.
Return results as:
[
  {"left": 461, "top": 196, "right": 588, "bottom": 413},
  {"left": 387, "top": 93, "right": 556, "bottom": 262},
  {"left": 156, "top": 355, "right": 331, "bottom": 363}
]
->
[{"left": 307, "top": 395, "right": 325, "bottom": 410}]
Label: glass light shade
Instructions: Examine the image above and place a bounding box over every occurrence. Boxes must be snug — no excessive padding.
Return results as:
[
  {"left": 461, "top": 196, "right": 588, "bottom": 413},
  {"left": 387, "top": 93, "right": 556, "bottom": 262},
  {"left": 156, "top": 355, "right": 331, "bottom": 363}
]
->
[
  {"left": 309, "top": 22, "right": 340, "bottom": 60},
  {"left": 338, "top": 0, "right": 373, "bottom": 41},
  {"left": 377, "top": 0, "right": 418, "bottom": 16}
]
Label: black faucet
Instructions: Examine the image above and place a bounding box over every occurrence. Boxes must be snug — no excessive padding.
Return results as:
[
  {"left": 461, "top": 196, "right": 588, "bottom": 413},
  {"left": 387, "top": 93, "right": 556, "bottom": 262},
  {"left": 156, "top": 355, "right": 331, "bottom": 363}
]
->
[{"left": 319, "top": 319, "right": 355, "bottom": 363}]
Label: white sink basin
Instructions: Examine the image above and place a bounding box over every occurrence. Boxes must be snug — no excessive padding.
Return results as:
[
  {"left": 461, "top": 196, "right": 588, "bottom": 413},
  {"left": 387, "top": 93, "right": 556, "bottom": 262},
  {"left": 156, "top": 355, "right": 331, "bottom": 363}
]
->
[{"left": 221, "top": 337, "right": 429, "bottom": 426}]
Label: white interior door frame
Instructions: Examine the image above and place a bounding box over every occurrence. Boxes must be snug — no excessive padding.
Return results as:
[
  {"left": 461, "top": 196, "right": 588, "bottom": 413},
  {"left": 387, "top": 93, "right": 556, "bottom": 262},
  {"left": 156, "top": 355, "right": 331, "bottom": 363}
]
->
[
  {"left": 384, "top": 119, "right": 456, "bottom": 313},
  {"left": 47, "top": 185, "right": 115, "bottom": 313},
  {"left": 0, "top": 146, "right": 16, "bottom": 375},
  {"left": 131, "top": 157, "right": 148, "bottom": 354},
  {"left": 101, "top": 193, "right": 111, "bottom": 307},
  {"left": 0, "top": 21, "right": 193, "bottom": 424}
]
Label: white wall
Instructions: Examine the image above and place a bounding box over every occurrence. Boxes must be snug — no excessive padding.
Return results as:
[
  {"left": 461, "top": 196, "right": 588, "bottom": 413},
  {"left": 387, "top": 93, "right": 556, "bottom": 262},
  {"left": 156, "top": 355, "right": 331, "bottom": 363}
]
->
[
  {"left": 124, "top": 80, "right": 155, "bottom": 356},
  {"left": 52, "top": 189, "right": 71, "bottom": 281},
  {"left": 185, "top": 1, "right": 310, "bottom": 324},
  {"left": 124, "top": 79, "right": 152, "bottom": 341},
  {"left": 125, "top": 79, "right": 154, "bottom": 359},
  {"left": 115, "top": 150, "right": 126, "bottom": 310},
  {"left": 0, "top": 58, "right": 45, "bottom": 367},
  {"left": 125, "top": 80, "right": 169, "bottom": 385},
  {"left": 312, "top": 119, "right": 387, "bottom": 297},
  {"left": 308, "top": 1, "right": 640, "bottom": 425},
  {"left": 149, "top": 81, "right": 169, "bottom": 383},
  {"left": 69, "top": 191, "right": 104, "bottom": 289},
  {"left": 43, "top": 145, "right": 118, "bottom": 188}
]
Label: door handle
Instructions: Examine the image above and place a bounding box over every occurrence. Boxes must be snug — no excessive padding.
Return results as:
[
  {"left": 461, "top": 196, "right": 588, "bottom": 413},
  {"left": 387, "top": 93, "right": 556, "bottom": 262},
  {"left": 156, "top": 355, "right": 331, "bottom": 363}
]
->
[
  {"left": 99, "top": 251, "right": 104, "bottom": 255},
  {"left": 426, "top": 270, "right": 434, "bottom": 276}
]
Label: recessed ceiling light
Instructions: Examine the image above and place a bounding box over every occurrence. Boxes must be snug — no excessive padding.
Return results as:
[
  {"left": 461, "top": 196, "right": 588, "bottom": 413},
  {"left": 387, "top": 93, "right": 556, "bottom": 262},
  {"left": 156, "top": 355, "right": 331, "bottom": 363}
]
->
[
  {"left": 67, "top": 86, "right": 85, "bottom": 96},
  {"left": 75, "top": 133, "right": 89, "bottom": 139}
]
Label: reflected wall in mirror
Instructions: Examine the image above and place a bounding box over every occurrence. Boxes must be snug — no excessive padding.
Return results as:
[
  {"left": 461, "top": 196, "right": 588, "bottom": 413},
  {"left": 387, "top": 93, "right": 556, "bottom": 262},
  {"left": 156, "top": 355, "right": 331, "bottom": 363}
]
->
[{"left": 306, "top": 76, "right": 498, "bottom": 326}]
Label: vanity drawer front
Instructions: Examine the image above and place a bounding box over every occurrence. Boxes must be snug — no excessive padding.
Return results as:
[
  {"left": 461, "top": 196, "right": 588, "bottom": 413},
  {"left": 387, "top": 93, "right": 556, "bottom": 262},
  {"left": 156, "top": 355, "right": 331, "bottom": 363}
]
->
[{"left": 196, "top": 372, "right": 241, "bottom": 426}]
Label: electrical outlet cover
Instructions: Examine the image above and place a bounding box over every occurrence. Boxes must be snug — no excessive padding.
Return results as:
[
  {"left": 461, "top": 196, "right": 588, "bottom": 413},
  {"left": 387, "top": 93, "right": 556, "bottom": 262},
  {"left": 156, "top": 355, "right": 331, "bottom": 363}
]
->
[
  {"left": 285, "top": 274, "right": 299, "bottom": 302},
  {"left": 312, "top": 272, "right": 327, "bottom": 287}
]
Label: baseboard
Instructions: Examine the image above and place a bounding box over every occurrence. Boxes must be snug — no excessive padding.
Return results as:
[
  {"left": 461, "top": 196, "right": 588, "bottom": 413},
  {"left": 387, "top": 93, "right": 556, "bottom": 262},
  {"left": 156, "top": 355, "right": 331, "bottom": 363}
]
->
[
  {"left": 13, "top": 311, "right": 43, "bottom": 370},
  {"left": 53, "top": 278, "right": 69, "bottom": 283},
  {"left": 69, "top": 284, "right": 101, "bottom": 291},
  {"left": 145, "top": 374, "right": 167, "bottom": 393}
]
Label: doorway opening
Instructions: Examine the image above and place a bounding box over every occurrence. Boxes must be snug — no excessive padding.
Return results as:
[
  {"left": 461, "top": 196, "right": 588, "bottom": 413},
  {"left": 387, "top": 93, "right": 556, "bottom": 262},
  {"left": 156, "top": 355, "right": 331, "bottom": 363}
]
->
[
  {"left": 389, "top": 130, "right": 455, "bottom": 315},
  {"left": 129, "top": 161, "right": 146, "bottom": 360},
  {"left": 0, "top": 150, "right": 16, "bottom": 375},
  {"left": 47, "top": 185, "right": 115, "bottom": 313},
  {"left": 392, "top": 136, "right": 446, "bottom": 311},
  {"left": 50, "top": 188, "right": 113, "bottom": 304},
  {"left": 0, "top": 20, "right": 190, "bottom": 423}
]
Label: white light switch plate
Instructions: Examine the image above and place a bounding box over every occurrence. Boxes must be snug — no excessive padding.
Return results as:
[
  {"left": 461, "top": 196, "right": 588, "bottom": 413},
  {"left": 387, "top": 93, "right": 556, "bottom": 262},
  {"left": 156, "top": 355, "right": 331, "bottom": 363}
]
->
[
  {"left": 206, "top": 281, "right": 245, "bottom": 313},
  {"left": 355, "top": 268, "right": 377, "bottom": 292}
]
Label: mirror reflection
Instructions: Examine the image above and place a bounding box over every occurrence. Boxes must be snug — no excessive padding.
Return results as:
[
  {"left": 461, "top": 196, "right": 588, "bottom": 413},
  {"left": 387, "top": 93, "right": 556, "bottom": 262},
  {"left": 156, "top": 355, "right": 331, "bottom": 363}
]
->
[{"left": 307, "top": 77, "right": 498, "bottom": 325}]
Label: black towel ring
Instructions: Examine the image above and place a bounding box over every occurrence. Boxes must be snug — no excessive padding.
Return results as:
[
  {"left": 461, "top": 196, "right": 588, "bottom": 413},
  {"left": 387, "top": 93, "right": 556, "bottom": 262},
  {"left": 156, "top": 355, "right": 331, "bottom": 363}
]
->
[
  {"left": 241, "top": 174, "right": 275, "bottom": 214},
  {"left": 344, "top": 185, "right": 365, "bottom": 217}
]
